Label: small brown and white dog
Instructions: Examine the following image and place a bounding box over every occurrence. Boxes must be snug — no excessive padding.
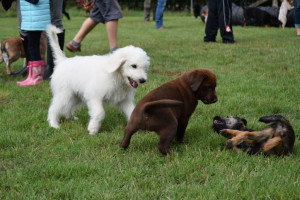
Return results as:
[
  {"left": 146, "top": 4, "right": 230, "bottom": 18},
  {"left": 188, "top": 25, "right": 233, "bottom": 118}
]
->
[
  {"left": 278, "top": 0, "right": 294, "bottom": 28},
  {"left": 202, "top": 9, "right": 209, "bottom": 24},
  {"left": 0, "top": 32, "right": 47, "bottom": 75},
  {"left": 0, "top": 37, "right": 25, "bottom": 75}
]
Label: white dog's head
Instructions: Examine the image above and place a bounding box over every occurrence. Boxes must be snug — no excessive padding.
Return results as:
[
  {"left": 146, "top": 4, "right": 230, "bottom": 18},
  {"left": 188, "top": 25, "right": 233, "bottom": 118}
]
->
[{"left": 107, "top": 45, "right": 150, "bottom": 88}]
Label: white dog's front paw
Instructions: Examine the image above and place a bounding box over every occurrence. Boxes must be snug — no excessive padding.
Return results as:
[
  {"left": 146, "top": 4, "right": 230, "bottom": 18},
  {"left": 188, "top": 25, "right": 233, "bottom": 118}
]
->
[
  {"left": 49, "top": 121, "right": 60, "bottom": 129},
  {"left": 88, "top": 125, "right": 99, "bottom": 135}
]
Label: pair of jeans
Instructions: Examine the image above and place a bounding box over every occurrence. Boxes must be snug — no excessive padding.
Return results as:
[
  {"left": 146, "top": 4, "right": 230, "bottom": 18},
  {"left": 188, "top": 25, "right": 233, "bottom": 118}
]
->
[
  {"left": 295, "top": 0, "right": 300, "bottom": 28},
  {"left": 155, "top": 0, "right": 166, "bottom": 28}
]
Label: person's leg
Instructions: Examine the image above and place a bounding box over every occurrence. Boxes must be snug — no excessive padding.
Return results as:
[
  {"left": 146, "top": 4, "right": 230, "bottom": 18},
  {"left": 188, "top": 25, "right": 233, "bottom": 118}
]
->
[
  {"left": 66, "top": 17, "right": 98, "bottom": 52},
  {"left": 66, "top": 2, "right": 101, "bottom": 52},
  {"left": 17, "top": 31, "right": 45, "bottom": 86},
  {"left": 101, "top": 0, "right": 123, "bottom": 52},
  {"left": 144, "top": 0, "right": 151, "bottom": 22},
  {"left": 106, "top": 20, "right": 118, "bottom": 51},
  {"left": 50, "top": 0, "right": 63, "bottom": 30},
  {"left": 155, "top": 0, "right": 166, "bottom": 28},
  {"left": 204, "top": 0, "right": 219, "bottom": 42},
  {"left": 219, "top": 0, "right": 235, "bottom": 43},
  {"left": 44, "top": 0, "right": 65, "bottom": 80},
  {"left": 295, "top": 0, "right": 300, "bottom": 35},
  {"left": 73, "top": 18, "right": 98, "bottom": 43}
]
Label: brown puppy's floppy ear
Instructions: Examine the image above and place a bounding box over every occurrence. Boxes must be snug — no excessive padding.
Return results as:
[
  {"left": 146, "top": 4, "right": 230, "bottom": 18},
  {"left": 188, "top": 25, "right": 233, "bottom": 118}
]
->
[{"left": 187, "top": 70, "right": 206, "bottom": 92}]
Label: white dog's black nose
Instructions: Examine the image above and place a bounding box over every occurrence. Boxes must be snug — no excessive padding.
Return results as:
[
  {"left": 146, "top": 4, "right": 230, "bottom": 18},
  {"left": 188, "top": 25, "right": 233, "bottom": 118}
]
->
[{"left": 139, "top": 78, "right": 146, "bottom": 84}]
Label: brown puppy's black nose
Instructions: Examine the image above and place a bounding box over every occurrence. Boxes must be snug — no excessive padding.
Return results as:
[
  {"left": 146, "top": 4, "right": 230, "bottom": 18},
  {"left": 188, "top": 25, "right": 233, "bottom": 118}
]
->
[{"left": 139, "top": 78, "right": 146, "bottom": 84}]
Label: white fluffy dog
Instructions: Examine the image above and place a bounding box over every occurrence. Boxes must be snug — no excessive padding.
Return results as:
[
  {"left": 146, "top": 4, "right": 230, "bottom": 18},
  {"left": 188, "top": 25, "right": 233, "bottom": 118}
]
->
[
  {"left": 278, "top": 0, "right": 294, "bottom": 28},
  {"left": 46, "top": 25, "right": 150, "bottom": 134}
]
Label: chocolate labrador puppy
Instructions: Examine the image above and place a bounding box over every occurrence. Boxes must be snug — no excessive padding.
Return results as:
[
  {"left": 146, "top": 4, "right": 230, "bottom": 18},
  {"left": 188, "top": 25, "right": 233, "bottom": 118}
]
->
[{"left": 120, "top": 68, "right": 218, "bottom": 155}]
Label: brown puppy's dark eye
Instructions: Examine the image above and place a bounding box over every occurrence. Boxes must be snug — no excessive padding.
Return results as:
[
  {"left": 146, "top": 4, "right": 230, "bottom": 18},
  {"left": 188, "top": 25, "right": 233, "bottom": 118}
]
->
[{"left": 131, "top": 64, "right": 137, "bottom": 69}]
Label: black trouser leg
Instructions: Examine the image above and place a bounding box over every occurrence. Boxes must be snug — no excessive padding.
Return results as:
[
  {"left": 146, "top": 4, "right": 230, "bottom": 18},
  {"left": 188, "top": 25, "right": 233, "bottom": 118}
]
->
[
  {"left": 27, "top": 31, "right": 42, "bottom": 61},
  {"left": 219, "top": 0, "right": 234, "bottom": 42},
  {"left": 204, "top": 0, "right": 219, "bottom": 42}
]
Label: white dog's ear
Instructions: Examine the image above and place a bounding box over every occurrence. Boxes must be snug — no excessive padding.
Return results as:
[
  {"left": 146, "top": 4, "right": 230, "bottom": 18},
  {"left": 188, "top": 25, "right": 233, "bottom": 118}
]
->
[{"left": 107, "top": 59, "right": 126, "bottom": 73}]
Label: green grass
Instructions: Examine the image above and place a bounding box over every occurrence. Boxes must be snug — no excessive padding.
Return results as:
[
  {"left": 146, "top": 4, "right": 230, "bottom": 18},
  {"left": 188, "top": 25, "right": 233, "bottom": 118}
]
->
[{"left": 1, "top": 11, "right": 300, "bottom": 199}]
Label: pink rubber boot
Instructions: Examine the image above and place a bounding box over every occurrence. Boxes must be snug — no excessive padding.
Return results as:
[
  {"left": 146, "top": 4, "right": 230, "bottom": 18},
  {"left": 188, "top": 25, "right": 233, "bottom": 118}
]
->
[
  {"left": 17, "top": 60, "right": 45, "bottom": 87},
  {"left": 17, "top": 61, "right": 33, "bottom": 86},
  {"left": 28, "top": 60, "right": 45, "bottom": 86}
]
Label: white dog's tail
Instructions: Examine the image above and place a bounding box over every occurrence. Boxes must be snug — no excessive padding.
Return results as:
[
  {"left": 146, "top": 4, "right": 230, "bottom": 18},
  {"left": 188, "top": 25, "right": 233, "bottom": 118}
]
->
[{"left": 46, "top": 24, "right": 65, "bottom": 64}]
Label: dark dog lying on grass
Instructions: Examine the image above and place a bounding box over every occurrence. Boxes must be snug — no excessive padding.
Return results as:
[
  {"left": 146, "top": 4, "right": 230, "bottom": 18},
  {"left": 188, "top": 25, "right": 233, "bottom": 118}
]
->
[
  {"left": 243, "top": 7, "right": 280, "bottom": 27},
  {"left": 213, "top": 115, "right": 295, "bottom": 156},
  {"left": 120, "top": 68, "right": 218, "bottom": 155}
]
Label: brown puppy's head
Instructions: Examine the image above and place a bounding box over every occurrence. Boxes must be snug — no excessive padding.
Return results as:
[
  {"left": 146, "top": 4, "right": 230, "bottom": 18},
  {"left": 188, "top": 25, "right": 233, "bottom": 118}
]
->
[{"left": 187, "top": 68, "right": 218, "bottom": 104}]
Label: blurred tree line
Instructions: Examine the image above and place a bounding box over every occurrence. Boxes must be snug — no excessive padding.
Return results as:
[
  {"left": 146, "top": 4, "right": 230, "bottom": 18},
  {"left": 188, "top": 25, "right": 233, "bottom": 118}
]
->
[
  {"left": 69, "top": 0, "right": 278, "bottom": 11},
  {"left": 116, "top": 0, "right": 277, "bottom": 10}
]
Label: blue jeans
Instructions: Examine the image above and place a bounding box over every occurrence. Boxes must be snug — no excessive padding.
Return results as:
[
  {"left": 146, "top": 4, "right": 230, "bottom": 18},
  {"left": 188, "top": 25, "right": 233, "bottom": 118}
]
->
[
  {"left": 155, "top": 0, "right": 166, "bottom": 28},
  {"left": 295, "top": 0, "right": 300, "bottom": 28}
]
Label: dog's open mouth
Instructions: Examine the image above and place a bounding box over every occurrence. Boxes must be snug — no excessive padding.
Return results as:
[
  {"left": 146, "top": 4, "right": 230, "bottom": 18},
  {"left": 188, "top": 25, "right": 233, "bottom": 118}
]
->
[
  {"left": 128, "top": 77, "right": 138, "bottom": 88},
  {"left": 213, "top": 119, "right": 224, "bottom": 125},
  {"left": 213, "top": 116, "right": 225, "bottom": 125}
]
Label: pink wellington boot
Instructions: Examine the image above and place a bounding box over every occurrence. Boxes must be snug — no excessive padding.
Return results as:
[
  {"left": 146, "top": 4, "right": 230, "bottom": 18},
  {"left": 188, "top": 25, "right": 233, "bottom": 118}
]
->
[
  {"left": 17, "top": 60, "right": 45, "bottom": 87},
  {"left": 17, "top": 61, "right": 33, "bottom": 86}
]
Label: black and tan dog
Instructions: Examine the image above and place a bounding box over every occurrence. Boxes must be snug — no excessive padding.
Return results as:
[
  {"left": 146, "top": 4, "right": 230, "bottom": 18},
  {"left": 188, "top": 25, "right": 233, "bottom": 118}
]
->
[
  {"left": 213, "top": 115, "right": 295, "bottom": 156},
  {"left": 121, "top": 68, "right": 218, "bottom": 155},
  {"left": 243, "top": 7, "right": 280, "bottom": 28}
]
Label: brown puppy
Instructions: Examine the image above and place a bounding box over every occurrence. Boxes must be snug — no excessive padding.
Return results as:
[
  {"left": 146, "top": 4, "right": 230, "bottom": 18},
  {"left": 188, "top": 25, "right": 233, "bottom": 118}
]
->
[
  {"left": 120, "top": 68, "right": 218, "bottom": 155},
  {"left": 0, "top": 32, "right": 47, "bottom": 75}
]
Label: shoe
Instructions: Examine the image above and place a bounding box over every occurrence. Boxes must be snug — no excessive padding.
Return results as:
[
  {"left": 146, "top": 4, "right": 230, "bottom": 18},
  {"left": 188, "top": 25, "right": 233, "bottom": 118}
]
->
[
  {"left": 223, "top": 40, "right": 237, "bottom": 44},
  {"left": 157, "top": 26, "right": 167, "bottom": 29},
  {"left": 66, "top": 41, "right": 81, "bottom": 52},
  {"left": 17, "top": 61, "right": 33, "bottom": 86},
  {"left": 17, "top": 60, "right": 45, "bottom": 87},
  {"left": 204, "top": 39, "right": 217, "bottom": 43},
  {"left": 203, "top": 36, "right": 216, "bottom": 43}
]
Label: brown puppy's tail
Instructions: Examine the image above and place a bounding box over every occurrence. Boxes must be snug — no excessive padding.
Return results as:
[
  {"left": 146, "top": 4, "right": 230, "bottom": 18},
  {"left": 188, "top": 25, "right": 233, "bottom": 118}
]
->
[{"left": 142, "top": 99, "right": 183, "bottom": 115}]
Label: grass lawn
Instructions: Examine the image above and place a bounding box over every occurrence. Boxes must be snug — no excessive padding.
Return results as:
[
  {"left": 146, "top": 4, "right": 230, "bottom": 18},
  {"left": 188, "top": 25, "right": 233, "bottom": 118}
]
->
[{"left": 0, "top": 9, "right": 300, "bottom": 199}]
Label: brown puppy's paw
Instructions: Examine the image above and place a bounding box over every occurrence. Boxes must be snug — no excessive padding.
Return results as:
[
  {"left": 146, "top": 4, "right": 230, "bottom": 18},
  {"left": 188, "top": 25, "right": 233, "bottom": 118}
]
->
[
  {"left": 158, "top": 145, "right": 170, "bottom": 156},
  {"left": 120, "top": 139, "right": 129, "bottom": 149}
]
